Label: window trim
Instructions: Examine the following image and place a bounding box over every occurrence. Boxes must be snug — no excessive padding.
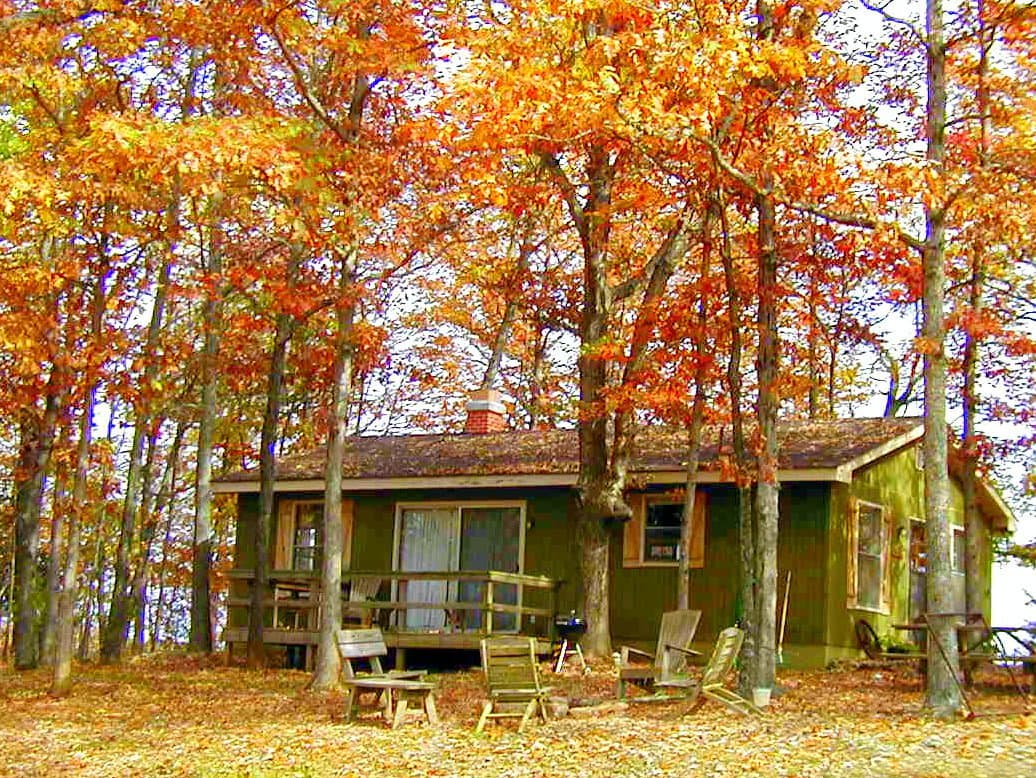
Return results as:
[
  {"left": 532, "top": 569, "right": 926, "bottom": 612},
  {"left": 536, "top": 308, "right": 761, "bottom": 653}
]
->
[
  {"left": 848, "top": 498, "right": 891, "bottom": 614},
  {"left": 623, "top": 491, "right": 706, "bottom": 569}
]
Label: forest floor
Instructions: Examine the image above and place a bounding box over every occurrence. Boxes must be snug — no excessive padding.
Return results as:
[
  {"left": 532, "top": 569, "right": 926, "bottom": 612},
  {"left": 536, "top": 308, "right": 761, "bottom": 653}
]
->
[{"left": 0, "top": 652, "right": 1033, "bottom": 777}]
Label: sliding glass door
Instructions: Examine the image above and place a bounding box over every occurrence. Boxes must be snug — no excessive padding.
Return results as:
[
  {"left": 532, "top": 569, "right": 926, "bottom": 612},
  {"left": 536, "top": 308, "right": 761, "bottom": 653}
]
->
[{"left": 395, "top": 503, "right": 523, "bottom": 632}]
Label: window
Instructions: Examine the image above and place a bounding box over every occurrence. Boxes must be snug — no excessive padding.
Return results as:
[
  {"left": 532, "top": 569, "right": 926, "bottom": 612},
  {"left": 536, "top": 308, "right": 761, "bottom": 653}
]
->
[
  {"left": 273, "top": 498, "right": 354, "bottom": 572},
  {"left": 623, "top": 492, "right": 706, "bottom": 568},
  {"left": 909, "top": 519, "right": 926, "bottom": 574},
  {"left": 394, "top": 501, "right": 525, "bottom": 632},
  {"left": 848, "top": 499, "right": 889, "bottom": 611},
  {"left": 292, "top": 503, "right": 322, "bottom": 571},
  {"left": 644, "top": 502, "right": 683, "bottom": 562},
  {"left": 952, "top": 527, "right": 966, "bottom": 573}
]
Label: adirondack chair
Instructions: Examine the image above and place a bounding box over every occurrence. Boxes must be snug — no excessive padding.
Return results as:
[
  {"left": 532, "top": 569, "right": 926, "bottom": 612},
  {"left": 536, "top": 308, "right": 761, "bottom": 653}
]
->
[
  {"left": 476, "top": 636, "right": 553, "bottom": 733},
  {"left": 336, "top": 628, "right": 437, "bottom": 728},
  {"left": 616, "top": 609, "right": 702, "bottom": 699},
  {"left": 657, "top": 626, "right": 762, "bottom": 716}
]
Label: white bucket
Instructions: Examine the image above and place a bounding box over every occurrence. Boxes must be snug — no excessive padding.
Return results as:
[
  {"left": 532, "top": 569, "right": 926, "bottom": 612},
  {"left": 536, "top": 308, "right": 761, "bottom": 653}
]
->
[{"left": 752, "top": 687, "right": 772, "bottom": 707}]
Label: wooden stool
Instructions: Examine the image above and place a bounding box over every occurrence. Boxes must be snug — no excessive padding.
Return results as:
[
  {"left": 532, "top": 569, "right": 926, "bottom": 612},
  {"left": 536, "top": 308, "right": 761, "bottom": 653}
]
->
[{"left": 343, "top": 677, "right": 438, "bottom": 729}]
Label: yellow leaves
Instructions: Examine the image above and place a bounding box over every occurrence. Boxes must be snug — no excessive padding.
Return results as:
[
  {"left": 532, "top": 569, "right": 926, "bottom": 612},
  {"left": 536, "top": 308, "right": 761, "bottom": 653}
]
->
[
  {"left": 1, "top": 658, "right": 1033, "bottom": 777},
  {"left": 598, "top": 65, "right": 621, "bottom": 94}
]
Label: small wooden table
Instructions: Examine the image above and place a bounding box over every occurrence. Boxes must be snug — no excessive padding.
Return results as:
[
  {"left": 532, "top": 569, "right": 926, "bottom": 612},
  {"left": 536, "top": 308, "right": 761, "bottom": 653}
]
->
[{"left": 343, "top": 677, "right": 439, "bottom": 729}]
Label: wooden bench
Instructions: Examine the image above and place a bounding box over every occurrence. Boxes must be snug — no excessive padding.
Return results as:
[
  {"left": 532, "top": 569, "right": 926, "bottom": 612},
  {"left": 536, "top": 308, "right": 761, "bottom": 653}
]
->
[{"left": 337, "top": 628, "right": 438, "bottom": 729}]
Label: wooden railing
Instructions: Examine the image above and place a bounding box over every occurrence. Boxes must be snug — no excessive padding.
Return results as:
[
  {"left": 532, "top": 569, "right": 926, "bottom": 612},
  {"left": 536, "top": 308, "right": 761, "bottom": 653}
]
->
[{"left": 226, "top": 569, "right": 561, "bottom": 637}]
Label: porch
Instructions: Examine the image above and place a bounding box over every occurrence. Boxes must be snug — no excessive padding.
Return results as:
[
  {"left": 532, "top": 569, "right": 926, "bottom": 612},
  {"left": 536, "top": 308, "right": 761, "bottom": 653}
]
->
[{"left": 223, "top": 569, "right": 562, "bottom": 668}]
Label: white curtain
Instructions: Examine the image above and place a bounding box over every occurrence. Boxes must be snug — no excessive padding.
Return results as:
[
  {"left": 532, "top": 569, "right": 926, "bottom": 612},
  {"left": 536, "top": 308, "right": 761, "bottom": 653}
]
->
[{"left": 398, "top": 508, "right": 456, "bottom": 629}]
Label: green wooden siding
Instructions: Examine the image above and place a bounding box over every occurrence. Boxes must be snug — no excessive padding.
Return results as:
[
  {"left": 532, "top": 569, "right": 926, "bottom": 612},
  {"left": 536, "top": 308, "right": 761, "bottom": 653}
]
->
[
  {"left": 610, "top": 483, "right": 832, "bottom": 655},
  {"left": 827, "top": 443, "right": 992, "bottom": 657},
  {"left": 225, "top": 440, "right": 996, "bottom": 667}
]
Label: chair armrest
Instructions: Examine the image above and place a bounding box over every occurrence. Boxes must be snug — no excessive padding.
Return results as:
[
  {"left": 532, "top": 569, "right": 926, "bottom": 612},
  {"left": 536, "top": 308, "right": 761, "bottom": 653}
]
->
[
  {"left": 620, "top": 645, "right": 654, "bottom": 664},
  {"left": 387, "top": 669, "right": 427, "bottom": 680},
  {"left": 664, "top": 644, "right": 702, "bottom": 657}
]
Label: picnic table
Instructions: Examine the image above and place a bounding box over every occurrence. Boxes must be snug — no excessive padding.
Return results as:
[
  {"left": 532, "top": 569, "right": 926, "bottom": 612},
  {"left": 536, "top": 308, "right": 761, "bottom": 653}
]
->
[
  {"left": 890, "top": 612, "right": 997, "bottom": 686},
  {"left": 990, "top": 625, "right": 1036, "bottom": 690}
]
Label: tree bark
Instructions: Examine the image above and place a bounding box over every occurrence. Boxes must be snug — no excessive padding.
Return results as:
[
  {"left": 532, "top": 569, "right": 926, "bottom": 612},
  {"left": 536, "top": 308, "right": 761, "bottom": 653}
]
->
[
  {"left": 41, "top": 450, "right": 70, "bottom": 666},
  {"left": 678, "top": 201, "right": 714, "bottom": 610},
  {"left": 190, "top": 220, "right": 222, "bottom": 653},
  {"left": 717, "top": 184, "right": 756, "bottom": 696},
  {"left": 247, "top": 248, "right": 301, "bottom": 669},
  {"left": 754, "top": 181, "right": 780, "bottom": 692},
  {"left": 310, "top": 249, "right": 358, "bottom": 690},
  {"left": 101, "top": 250, "right": 174, "bottom": 664},
  {"left": 922, "top": 0, "right": 961, "bottom": 718},
  {"left": 52, "top": 389, "right": 95, "bottom": 696},
  {"left": 53, "top": 255, "right": 104, "bottom": 697},
  {"left": 963, "top": 0, "right": 991, "bottom": 621},
  {"left": 13, "top": 368, "right": 66, "bottom": 670},
  {"left": 131, "top": 429, "right": 161, "bottom": 654}
]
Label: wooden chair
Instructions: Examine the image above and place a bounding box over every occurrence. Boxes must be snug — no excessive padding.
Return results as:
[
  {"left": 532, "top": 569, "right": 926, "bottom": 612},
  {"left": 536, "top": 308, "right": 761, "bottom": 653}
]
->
[
  {"left": 343, "top": 577, "right": 382, "bottom": 627},
  {"left": 476, "top": 636, "right": 553, "bottom": 733},
  {"left": 336, "top": 628, "right": 437, "bottom": 729},
  {"left": 616, "top": 609, "right": 702, "bottom": 699},
  {"left": 658, "top": 626, "right": 762, "bottom": 716}
]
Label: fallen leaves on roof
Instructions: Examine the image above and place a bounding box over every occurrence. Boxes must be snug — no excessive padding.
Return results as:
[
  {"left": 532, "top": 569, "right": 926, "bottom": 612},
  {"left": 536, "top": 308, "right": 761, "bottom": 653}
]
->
[{"left": 219, "top": 417, "right": 924, "bottom": 484}]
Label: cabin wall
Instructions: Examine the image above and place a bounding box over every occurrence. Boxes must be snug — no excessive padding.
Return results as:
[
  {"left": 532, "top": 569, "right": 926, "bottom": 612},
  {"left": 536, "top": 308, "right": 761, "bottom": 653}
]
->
[
  {"left": 827, "top": 445, "right": 990, "bottom": 661},
  {"left": 610, "top": 482, "right": 832, "bottom": 664},
  {"left": 348, "top": 486, "right": 582, "bottom": 620}
]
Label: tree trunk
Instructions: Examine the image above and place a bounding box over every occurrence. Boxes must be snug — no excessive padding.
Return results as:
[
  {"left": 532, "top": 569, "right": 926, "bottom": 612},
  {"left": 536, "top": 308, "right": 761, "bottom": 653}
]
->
[
  {"left": 151, "top": 486, "right": 177, "bottom": 650},
  {"left": 77, "top": 521, "right": 105, "bottom": 661},
  {"left": 190, "top": 223, "right": 222, "bottom": 653},
  {"left": 131, "top": 429, "right": 161, "bottom": 654},
  {"left": 678, "top": 423, "right": 703, "bottom": 611},
  {"left": 132, "top": 423, "right": 184, "bottom": 653},
  {"left": 754, "top": 182, "right": 780, "bottom": 693},
  {"left": 923, "top": 0, "right": 961, "bottom": 718},
  {"left": 963, "top": 0, "right": 991, "bottom": 621},
  {"left": 717, "top": 191, "right": 757, "bottom": 695},
  {"left": 41, "top": 454, "right": 70, "bottom": 666},
  {"left": 53, "top": 332, "right": 101, "bottom": 696},
  {"left": 678, "top": 203, "right": 714, "bottom": 610},
  {"left": 13, "top": 371, "right": 66, "bottom": 670},
  {"left": 247, "top": 249, "right": 301, "bottom": 669},
  {"left": 310, "top": 251, "right": 358, "bottom": 690},
  {"left": 101, "top": 251, "right": 174, "bottom": 664}
]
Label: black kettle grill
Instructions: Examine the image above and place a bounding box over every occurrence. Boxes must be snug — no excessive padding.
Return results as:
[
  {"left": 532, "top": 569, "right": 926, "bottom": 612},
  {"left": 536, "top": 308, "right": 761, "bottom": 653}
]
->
[{"left": 553, "top": 612, "right": 588, "bottom": 673}]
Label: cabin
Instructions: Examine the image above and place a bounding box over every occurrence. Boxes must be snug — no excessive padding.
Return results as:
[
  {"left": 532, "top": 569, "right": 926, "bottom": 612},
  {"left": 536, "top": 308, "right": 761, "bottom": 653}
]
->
[{"left": 214, "top": 391, "right": 1015, "bottom": 669}]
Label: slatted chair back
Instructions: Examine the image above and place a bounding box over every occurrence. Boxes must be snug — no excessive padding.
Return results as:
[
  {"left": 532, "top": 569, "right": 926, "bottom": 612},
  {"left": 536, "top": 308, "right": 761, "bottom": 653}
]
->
[
  {"left": 336, "top": 628, "right": 389, "bottom": 678},
  {"left": 476, "top": 636, "right": 552, "bottom": 732},
  {"left": 655, "top": 609, "right": 702, "bottom": 676},
  {"left": 481, "top": 636, "right": 543, "bottom": 694},
  {"left": 699, "top": 626, "right": 745, "bottom": 689}
]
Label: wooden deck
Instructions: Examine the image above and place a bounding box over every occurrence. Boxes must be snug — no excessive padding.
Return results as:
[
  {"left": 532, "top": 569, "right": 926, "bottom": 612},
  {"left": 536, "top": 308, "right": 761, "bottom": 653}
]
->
[{"left": 223, "top": 568, "right": 560, "bottom": 668}]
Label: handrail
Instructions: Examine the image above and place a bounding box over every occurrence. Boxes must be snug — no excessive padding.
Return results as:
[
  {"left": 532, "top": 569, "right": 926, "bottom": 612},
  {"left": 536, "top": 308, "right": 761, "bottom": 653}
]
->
[{"left": 227, "top": 567, "right": 561, "bottom": 636}]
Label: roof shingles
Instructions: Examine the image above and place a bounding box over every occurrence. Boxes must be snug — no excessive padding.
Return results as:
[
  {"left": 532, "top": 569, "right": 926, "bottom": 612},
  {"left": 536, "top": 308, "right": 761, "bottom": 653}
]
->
[{"left": 218, "top": 417, "right": 923, "bottom": 484}]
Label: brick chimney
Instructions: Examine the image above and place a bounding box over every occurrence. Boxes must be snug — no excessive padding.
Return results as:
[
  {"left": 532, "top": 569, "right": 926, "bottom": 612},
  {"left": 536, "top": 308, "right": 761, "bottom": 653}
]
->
[{"left": 464, "top": 388, "right": 508, "bottom": 434}]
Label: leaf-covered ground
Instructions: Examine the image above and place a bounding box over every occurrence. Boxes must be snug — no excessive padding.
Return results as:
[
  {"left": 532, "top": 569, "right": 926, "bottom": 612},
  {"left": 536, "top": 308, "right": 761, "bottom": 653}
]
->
[{"left": 1, "top": 654, "right": 1032, "bottom": 777}]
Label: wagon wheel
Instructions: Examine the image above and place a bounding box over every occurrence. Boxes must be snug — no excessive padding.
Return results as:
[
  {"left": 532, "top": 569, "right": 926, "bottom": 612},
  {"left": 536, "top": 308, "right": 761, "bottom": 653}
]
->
[{"left": 855, "top": 618, "right": 882, "bottom": 660}]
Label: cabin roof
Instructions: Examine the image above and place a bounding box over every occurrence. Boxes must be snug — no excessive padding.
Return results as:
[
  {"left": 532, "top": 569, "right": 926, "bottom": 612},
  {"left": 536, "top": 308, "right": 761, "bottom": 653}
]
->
[
  {"left": 217, "top": 416, "right": 924, "bottom": 485},
  {"left": 214, "top": 416, "right": 1015, "bottom": 531}
]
